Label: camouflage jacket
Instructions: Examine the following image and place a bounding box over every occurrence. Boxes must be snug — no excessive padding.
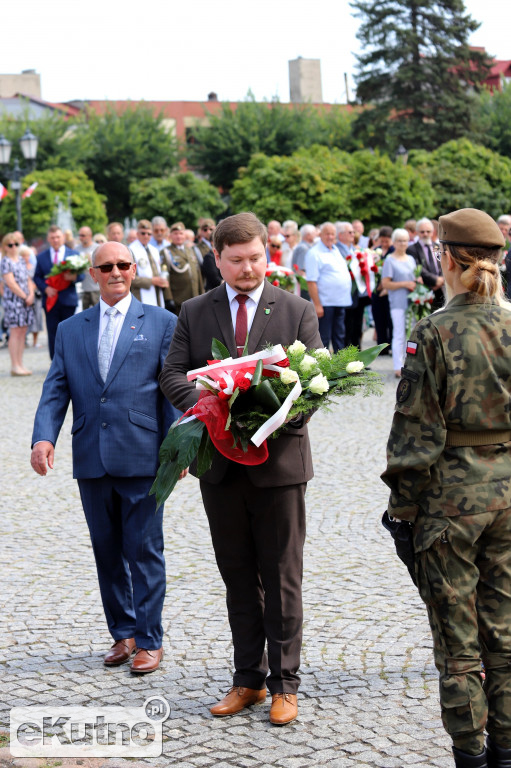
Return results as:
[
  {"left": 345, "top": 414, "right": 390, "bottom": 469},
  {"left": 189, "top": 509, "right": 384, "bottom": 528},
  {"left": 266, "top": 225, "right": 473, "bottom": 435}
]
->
[{"left": 381, "top": 292, "right": 511, "bottom": 522}]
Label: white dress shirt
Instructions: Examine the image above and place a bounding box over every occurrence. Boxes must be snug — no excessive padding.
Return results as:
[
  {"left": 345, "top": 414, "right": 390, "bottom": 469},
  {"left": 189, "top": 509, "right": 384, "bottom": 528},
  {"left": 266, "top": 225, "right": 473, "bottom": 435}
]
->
[
  {"left": 97, "top": 294, "right": 132, "bottom": 369},
  {"left": 225, "top": 281, "right": 265, "bottom": 338},
  {"left": 129, "top": 239, "right": 164, "bottom": 307}
]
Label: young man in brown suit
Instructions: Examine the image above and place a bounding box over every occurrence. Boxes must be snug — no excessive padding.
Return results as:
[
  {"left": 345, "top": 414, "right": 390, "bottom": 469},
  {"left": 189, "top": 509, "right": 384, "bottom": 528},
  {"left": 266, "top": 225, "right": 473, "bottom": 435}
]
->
[{"left": 159, "top": 212, "right": 322, "bottom": 725}]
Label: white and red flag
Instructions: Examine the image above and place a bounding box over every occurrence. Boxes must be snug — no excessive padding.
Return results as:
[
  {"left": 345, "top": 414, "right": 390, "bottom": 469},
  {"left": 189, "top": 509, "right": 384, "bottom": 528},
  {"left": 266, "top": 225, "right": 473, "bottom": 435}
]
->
[
  {"left": 0, "top": 182, "right": 8, "bottom": 200},
  {"left": 21, "top": 181, "right": 38, "bottom": 199}
]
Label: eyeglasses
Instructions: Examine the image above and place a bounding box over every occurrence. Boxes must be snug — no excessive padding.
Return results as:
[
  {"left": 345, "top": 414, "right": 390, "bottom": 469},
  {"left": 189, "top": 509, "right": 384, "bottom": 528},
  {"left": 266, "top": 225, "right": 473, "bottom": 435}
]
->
[
  {"left": 93, "top": 262, "right": 133, "bottom": 273},
  {"left": 269, "top": 243, "right": 280, "bottom": 248},
  {"left": 283, "top": 234, "right": 291, "bottom": 238},
  {"left": 7, "top": 242, "right": 20, "bottom": 248},
  {"left": 432, "top": 244, "right": 446, "bottom": 261}
]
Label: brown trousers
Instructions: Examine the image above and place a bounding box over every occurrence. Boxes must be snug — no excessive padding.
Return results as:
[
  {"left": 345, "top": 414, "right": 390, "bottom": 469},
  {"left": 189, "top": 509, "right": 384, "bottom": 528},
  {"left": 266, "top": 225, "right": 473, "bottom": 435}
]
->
[{"left": 200, "top": 463, "right": 306, "bottom": 694}]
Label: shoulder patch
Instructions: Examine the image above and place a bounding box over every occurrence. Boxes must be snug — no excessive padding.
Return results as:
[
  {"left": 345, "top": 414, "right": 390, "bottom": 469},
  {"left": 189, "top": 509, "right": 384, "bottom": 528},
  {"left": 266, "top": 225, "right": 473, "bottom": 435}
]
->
[
  {"left": 396, "top": 378, "right": 412, "bottom": 403},
  {"left": 406, "top": 341, "right": 418, "bottom": 355}
]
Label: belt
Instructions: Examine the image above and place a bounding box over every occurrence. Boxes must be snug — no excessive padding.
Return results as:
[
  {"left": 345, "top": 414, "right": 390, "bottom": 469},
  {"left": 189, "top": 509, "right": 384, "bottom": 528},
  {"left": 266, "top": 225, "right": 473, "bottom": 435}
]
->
[{"left": 445, "top": 429, "right": 511, "bottom": 447}]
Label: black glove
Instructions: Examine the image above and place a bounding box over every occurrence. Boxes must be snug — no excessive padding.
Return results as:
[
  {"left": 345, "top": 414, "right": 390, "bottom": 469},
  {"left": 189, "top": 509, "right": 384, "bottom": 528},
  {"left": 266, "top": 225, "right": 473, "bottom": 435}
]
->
[{"left": 381, "top": 510, "right": 417, "bottom": 586}]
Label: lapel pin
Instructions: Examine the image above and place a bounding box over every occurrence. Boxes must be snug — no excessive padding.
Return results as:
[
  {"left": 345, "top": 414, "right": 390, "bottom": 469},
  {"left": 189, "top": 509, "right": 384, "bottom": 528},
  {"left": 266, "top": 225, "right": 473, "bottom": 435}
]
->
[
  {"left": 264, "top": 308, "right": 270, "bottom": 315},
  {"left": 130, "top": 325, "right": 136, "bottom": 329}
]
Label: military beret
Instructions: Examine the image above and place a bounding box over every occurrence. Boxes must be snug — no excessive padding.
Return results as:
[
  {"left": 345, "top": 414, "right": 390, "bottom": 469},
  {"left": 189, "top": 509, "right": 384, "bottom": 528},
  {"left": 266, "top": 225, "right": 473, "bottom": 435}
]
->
[
  {"left": 170, "top": 222, "right": 185, "bottom": 232},
  {"left": 438, "top": 208, "right": 505, "bottom": 248}
]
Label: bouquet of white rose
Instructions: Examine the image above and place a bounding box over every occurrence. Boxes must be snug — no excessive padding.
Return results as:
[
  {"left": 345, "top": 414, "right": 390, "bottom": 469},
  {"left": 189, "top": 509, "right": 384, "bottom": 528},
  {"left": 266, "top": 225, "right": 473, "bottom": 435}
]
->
[{"left": 150, "top": 339, "right": 387, "bottom": 505}]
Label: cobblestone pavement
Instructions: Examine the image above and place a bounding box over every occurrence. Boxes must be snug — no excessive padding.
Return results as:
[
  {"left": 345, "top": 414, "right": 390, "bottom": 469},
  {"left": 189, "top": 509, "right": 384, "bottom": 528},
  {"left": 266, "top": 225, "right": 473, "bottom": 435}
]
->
[{"left": 0, "top": 330, "right": 453, "bottom": 768}]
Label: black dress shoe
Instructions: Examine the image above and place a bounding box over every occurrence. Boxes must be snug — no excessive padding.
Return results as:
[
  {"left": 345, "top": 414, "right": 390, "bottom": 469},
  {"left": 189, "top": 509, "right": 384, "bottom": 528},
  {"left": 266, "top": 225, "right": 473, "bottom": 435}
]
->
[{"left": 452, "top": 745, "right": 488, "bottom": 768}]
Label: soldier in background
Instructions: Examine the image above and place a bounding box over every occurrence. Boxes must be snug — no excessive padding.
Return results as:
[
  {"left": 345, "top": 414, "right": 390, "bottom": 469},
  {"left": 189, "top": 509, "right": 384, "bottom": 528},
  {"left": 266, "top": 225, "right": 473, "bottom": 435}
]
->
[
  {"left": 160, "top": 222, "right": 204, "bottom": 314},
  {"left": 381, "top": 209, "right": 511, "bottom": 768}
]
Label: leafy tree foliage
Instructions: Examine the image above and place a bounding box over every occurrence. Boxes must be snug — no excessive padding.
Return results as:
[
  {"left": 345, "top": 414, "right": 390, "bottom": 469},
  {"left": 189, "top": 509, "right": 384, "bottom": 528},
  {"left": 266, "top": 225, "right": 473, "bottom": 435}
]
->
[
  {"left": 230, "top": 145, "right": 435, "bottom": 228},
  {"left": 474, "top": 83, "right": 511, "bottom": 158},
  {"left": 409, "top": 139, "right": 511, "bottom": 215},
  {"left": 187, "top": 96, "right": 361, "bottom": 190},
  {"left": 0, "top": 168, "right": 107, "bottom": 241},
  {"left": 130, "top": 173, "right": 226, "bottom": 227},
  {"left": 78, "top": 103, "right": 178, "bottom": 221},
  {"left": 350, "top": 0, "right": 490, "bottom": 151},
  {"left": 0, "top": 107, "right": 85, "bottom": 171}
]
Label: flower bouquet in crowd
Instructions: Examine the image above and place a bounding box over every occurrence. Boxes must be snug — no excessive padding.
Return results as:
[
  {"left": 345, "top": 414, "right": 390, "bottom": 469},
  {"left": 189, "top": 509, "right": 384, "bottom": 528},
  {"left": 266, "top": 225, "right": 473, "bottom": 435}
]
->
[
  {"left": 345, "top": 248, "right": 380, "bottom": 297},
  {"left": 45, "top": 254, "right": 90, "bottom": 311},
  {"left": 150, "top": 338, "right": 387, "bottom": 506},
  {"left": 265, "top": 265, "right": 297, "bottom": 294},
  {"left": 406, "top": 265, "right": 434, "bottom": 336}
]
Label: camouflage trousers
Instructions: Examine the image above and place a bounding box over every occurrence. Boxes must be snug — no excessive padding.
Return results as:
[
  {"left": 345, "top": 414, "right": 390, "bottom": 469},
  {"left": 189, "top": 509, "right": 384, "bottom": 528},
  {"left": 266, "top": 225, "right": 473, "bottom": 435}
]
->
[{"left": 414, "top": 506, "right": 511, "bottom": 755}]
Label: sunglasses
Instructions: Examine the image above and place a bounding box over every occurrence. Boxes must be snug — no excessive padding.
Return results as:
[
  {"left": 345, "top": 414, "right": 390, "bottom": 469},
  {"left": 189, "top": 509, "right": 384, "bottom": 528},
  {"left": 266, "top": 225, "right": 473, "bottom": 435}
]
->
[
  {"left": 93, "top": 262, "right": 133, "bottom": 273},
  {"left": 270, "top": 243, "right": 280, "bottom": 248},
  {"left": 7, "top": 242, "right": 20, "bottom": 248}
]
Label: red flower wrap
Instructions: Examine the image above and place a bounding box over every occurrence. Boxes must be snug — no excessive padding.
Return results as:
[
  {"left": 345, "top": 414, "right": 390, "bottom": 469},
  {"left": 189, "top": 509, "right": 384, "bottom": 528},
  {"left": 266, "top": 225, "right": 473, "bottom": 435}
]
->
[
  {"left": 45, "top": 273, "right": 70, "bottom": 312},
  {"left": 190, "top": 392, "right": 268, "bottom": 465}
]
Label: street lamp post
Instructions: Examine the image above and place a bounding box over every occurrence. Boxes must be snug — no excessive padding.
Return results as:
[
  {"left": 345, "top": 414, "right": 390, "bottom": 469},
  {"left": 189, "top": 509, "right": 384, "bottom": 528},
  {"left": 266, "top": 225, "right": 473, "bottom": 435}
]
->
[
  {"left": 395, "top": 144, "right": 408, "bottom": 165},
  {"left": 0, "top": 129, "right": 38, "bottom": 232}
]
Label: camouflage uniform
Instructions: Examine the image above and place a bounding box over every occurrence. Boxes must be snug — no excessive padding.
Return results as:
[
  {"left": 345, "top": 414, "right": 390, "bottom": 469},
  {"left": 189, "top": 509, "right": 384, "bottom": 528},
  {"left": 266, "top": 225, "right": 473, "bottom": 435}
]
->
[{"left": 381, "top": 292, "right": 511, "bottom": 755}]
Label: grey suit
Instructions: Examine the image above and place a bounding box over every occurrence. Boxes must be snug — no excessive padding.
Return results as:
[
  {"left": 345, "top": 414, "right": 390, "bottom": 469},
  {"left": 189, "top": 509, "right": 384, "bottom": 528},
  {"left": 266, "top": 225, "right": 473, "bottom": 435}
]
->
[{"left": 159, "top": 281, "right": 322, "bottom": 693}]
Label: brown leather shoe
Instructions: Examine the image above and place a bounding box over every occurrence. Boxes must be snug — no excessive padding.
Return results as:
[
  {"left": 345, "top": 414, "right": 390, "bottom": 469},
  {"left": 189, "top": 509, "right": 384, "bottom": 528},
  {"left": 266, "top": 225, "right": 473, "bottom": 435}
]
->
[
  {"left": 269, "top": 693, "right": 298, "bottom": 725},
  {"left": 130, "top": 647, "right": 164, "bottom": 674},
  {"left": 210, "top": 686, "right": 267, "bottom": 716},
  {"left": 104, "top": 638, "right": 136, "bottom": 666}
]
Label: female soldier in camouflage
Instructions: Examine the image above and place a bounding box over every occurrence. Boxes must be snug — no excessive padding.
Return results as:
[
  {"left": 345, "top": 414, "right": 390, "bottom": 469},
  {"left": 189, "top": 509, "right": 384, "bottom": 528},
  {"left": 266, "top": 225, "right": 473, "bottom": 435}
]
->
[{"left": 382, "top": 209, "right": 511, "bottom": 768}]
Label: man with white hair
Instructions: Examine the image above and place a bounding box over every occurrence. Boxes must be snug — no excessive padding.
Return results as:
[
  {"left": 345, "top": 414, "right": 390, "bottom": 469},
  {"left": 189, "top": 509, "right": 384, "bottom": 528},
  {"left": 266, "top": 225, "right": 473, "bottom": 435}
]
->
[
  {"left": 305, "top": 222, "right": 352, "bottom": 352},
  {"left": 407, "top": 217, "right": 445, "bottom": 310},
  {"left": 150, "top": 217, "right": 170, "bottom": 251}
]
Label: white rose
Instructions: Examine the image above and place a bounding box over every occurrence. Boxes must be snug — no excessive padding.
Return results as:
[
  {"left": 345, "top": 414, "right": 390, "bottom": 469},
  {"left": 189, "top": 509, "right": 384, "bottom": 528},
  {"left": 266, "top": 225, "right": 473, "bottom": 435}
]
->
[
  {"left": 288, "top": 340, "right": 306, "bottom": 355},
  {"left": 346, "top": 361, "right": 364, "bottom": 374},
  {"left": 300, "top": 354, "right": 317, "bottom": 373},
  {"left": 308, "top": 373, "right": 329, "bottom": 395},
  {"left": 280, "top": 367, "right": 300, "bottom": 385},
  {"left": 315, "top": 347, "right": 331, "bottom": 358}
]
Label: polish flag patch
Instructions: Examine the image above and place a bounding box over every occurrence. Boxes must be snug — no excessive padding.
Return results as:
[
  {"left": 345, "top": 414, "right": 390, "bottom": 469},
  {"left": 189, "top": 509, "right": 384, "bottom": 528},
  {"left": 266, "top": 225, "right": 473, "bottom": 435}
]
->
[
  {"left": 0, "top": 182, "right": 8, "bottom": 200},
  {"left": 406, "top": 341, "right": 418, "bottom": 355}
]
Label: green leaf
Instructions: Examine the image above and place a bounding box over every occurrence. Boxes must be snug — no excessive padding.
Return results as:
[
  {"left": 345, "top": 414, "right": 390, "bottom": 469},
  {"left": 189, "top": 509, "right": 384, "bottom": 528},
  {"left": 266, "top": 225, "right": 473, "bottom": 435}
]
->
[
  {"left": 253, "top": 380, "right": 282, "bottom": 411},
  {"left": 151, "top": 418, "right": 204, "bottom": 507},
  {"left": 196, "top": 430, "right": 215, "bottom": 477},
  {"left": 357, "top": 343, "right": 389, "bottom": 367},
  {"left": 211, "top": 338, "right": 230, "bottom": 360},
  {"left": 251, "top": 359, "right": 263, "bottom": 387}
]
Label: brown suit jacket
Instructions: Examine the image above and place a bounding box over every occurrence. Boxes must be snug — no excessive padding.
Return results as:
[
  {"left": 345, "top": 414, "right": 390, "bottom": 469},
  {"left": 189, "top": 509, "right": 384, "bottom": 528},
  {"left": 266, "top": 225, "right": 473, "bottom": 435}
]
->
[{"left": 159, "top": 281, "right": 322, "bottom": 487}]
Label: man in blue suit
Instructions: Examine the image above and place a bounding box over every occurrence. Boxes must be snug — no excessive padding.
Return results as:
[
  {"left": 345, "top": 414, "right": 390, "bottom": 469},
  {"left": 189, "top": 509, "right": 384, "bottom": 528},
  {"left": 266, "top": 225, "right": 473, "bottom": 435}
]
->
[
  {"left": 34, "top": 225, "right": 82, "bottom": 359},
  {"left": 31, "top": 242, "right": 178, "bottom": 674}
]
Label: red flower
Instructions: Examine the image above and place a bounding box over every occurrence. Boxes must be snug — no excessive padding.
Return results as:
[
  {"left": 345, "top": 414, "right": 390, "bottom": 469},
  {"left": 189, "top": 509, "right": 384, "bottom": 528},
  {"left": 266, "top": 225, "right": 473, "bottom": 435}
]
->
[
  {"left": 275, "top": 357, "right": 290, "bottom": 368},
  {"left": 272, "top": 279, "right": 280, "bottom": 286},
  {"left": 233, "top": 372, "right": 252, "bottom": 392},
  {"left": 345, "top": 255, "right": 352, "bottom": 262},
  {"left": 415, "top": 299, "right": 421, "bottom": 305},
  {"left": 371, "top": 265, "right": 379, "bottom": 273}
]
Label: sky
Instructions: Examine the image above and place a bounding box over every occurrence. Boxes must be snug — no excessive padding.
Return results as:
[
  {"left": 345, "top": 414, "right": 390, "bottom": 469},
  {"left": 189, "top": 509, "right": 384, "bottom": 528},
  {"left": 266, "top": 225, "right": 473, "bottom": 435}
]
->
[{"left": 4, "top": 0, "right": 509, "bottom": 105}]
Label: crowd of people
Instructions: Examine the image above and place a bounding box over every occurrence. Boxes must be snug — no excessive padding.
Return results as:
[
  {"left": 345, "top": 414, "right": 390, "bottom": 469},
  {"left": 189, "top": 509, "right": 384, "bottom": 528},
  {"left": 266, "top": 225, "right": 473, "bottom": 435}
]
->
[{"left": 2, "top": 212, "right": 510, "bottom": 375}]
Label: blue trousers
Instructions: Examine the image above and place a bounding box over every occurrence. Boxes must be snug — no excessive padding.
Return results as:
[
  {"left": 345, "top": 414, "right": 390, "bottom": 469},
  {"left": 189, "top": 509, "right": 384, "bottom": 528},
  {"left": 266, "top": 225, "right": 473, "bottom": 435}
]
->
[
  {"left": 78, "top": 475, "right": 165, "bottom": 649},
  {"left": 318, "top": 306, "right": 346, "bottom": 353},
  {"left": 44, "top": 302, "right": 75, "bottom": 359}
]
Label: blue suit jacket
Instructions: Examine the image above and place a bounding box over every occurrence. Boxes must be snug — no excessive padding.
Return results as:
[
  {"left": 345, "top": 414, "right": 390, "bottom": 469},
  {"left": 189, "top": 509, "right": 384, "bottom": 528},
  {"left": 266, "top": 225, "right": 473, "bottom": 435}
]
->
[
  {"left": 34, "top": 247, "right": 82, "bottom": 309},
  {"left": 32, "top": 297, "right": 178, "bottom": 479}
]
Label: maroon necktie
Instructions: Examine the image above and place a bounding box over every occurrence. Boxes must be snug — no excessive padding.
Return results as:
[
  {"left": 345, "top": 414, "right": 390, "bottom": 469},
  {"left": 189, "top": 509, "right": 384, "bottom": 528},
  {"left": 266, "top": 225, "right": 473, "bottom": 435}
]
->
[{"left": 235, "top": 294, "right": 249, "bottom": 356}]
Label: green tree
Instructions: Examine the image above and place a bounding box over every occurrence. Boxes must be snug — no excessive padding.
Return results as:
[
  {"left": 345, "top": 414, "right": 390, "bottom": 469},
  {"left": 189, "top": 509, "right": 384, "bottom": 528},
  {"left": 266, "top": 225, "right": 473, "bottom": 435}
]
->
[
  {"left": 350, "top": 0, "right": 490, "bottom": 151},
  {"left": 0, "top": 168, "right": 107, "bottom": 241},
  {"left": 230, "top": 145, "right": 434, "bottom": 228},
  {"left": 187, "top": 96, "right": 359, "bottom": 190},
  {"left": 78, "top": 103, "right": 178, "bottom": 220},
  {"left": 130, "top": 172, "right": 226, "bottom": 226},
  {"left": 409, "top": 138, "right": 511, "bottom": 215},
  {"left": 0, "top": 107, "right": 87, "bottom": 171},
  {"left": 474, "top": 83, "right": 511, "bottom": 158}
]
